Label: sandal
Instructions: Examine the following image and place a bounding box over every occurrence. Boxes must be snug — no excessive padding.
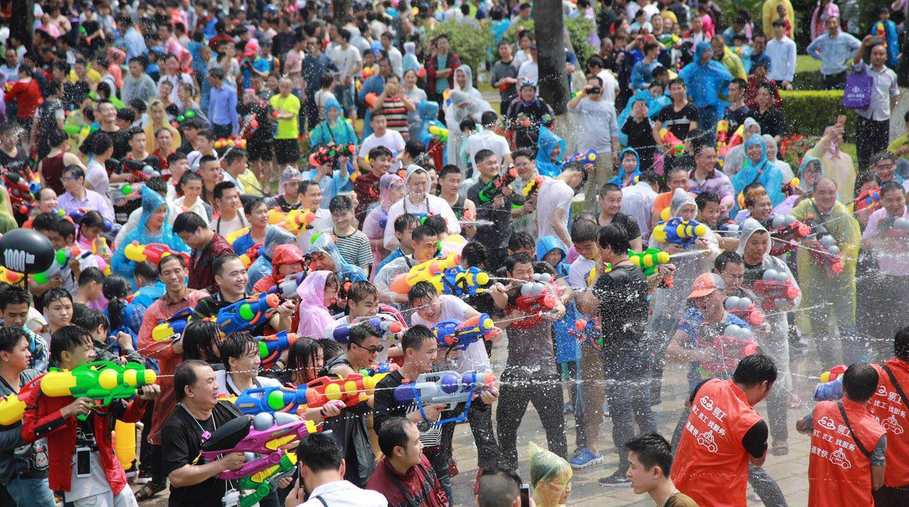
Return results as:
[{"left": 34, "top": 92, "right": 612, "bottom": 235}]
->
[
  {"left": 771, "top": 440, "right": 789, "bottom": 456},
  {"left": 135, "top": 483, "right": 166, "bottom": 502}
]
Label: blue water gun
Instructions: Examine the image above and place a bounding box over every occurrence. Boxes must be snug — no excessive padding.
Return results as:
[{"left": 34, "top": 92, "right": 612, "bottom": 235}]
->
[
  {"left": 652, "top": 217, "right": 708, "bottom": 247},
  {"left": 393, "top": 370, "right": 497, "bottom": 425},
  {"left": 432, "top": 314, "right": 499, "bottom": 351},
  {"left": 435, "top": 266, "right": 491, "bottom": 297},
  {"left": 217, "top": 293, "right": 280, "bottom": 334},
  {"left": 327, "top": 316, "right": 404, "bottom": 343},
  {"left": 234, "top": 385, "right": 314, "bottom": 416},
  {"left": 256, "top": 331, "right": 300, "bottom": 370}
]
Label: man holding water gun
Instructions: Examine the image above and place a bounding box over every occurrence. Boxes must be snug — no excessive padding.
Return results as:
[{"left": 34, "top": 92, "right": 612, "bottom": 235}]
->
[{"left": 21, "top": 327, "right": 159, "bottom": 507}]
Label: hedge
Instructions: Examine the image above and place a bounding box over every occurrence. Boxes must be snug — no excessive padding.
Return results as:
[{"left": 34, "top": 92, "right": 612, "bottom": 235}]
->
[
  {"left": 779, "top": 90, "right": 858, "bottom": 139},
  {"left": 424, "top": 22, "right": 493, "bottom": 82}
]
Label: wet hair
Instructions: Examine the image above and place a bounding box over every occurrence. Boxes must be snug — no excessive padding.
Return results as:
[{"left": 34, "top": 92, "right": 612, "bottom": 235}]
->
[
  {"left": 182, "top": 320, "right": 222, "bottom": 364},
  {"left": 219, "top": 332, "right": 259, "bottom": 371},
  {"left": 508, "top": 231, "right": 535, "bottom": 253},
  {"left": 286, "top": 337, "right": 323, "bottom": 383},
  {"left": 42, "top": 288, "right": 73, "bottom": 309},
  {"left": 0, "top": 326, "right": 28, "bottom": 354},
  {"left": 347, "top": 281, "right": 377, "bottom": 304},
  {"left": 394, "top": 213, "right": 421, "bottom": 233},
  {"left": 843, "top": 363, "right": 879, "bottom": 403},
  {"left": 0, "top": 285, "right": 31, "bottom": 312},
  {"left": 348, "top": 322, "right": 381, "bottom": 347},
  {"left": 401, "top": 324, "right": 435, "bottom": 352},
  {"left": 377, "top": 417, "right": 415, "bottom": 456},
  {"left": 597, "top": 223, "right": 630, "bottom": 253},
  {"left": 714, "top": 251, "right": 744, "bottom": 273},
  {"left": 174, "top": 359, "right": 211, "bottom": 401},
  {"left": 505, "top": 252, "right": 534, "bottom": 272},
  {"left": 213, "top": 254, "right": 243, "bottom": 278},
  {"left": 50, "top": 325, "right": 93, "bottom": 366},
  {"left": 71, "top": 308, "right": 108, "bottom": 334},
  {"left": 571, "top": 217, "right": 600, "bottom": 244},
  {"left": 422, "top": 215, "right": 447, "bottom": 236},
  {"left": 732, "top": 354, "right": 778, "bottom": 387},
  {"left": 102, "top": 274, "right": 131, "bottom": 332},
  {"left": 297, "top": 432, "right": 344, "bottom": 472},
  {"left": 407, "top": 281, "right": 438, "bottom": 305},
  {"left": 881, "top": 181, "right": 904, "bottom": 199},
  {"left": 329, "top": 194, "right": 353, "bottom": 213},
  {"left": 243, "top": 196, "right": 267, "bottom": 216},
  {"left": 695, "top": 190, "right": 720, "bottom": 210},
  {"left": 625, "top": 432, "right": 674, "bottom": 477},
  {"left": 319, "top": 338, "right": 344, "bottom": 361},
  {"left": 410, "top": 225, "right": 437, "bottom": 243},
  {"left": 134, "top": 261, "right": 159, "bottom": 284},
  {"left": 461, "top": 241, "right": 488, "bottom": 269}
]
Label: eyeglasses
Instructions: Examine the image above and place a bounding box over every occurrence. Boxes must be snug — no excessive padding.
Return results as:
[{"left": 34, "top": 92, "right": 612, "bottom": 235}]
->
[{"left": 353, "top": 342, "right": 385, "bottom": 354}]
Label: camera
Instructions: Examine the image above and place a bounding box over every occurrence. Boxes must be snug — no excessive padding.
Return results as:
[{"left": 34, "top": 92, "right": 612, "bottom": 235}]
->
[{"left": 586, "top": 86, "right": 601, "bottom": 95}]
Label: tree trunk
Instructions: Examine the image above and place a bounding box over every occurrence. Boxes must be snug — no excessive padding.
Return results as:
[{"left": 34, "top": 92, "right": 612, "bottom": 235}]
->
[
  {"left": 333, "top": 0, "right": 352, "bottom": 25},
  {"left": 9, "top": 0, "right": 34, "bottom": 54},
  {"left": 534, "top": 0, "right": 568, "bottom": 115},
  {"left": 900, "top": 31, "right": 909, "bottom": 87}
]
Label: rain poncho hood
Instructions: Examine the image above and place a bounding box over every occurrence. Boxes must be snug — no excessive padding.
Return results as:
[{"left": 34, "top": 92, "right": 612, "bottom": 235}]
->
[
  {"left": 324, "top": 97, "right": 342, "bottom": 119},
  {"left": 278, "top": 166, "right": 302, "bottom": 195},
  {"left": 536, "top": 235, "right": 569, "bottom": 277},
  {"left": 735, "top": 218, "right": 770, "bottom": 260},
  {"left": 535, "top": 126, "right": 566, "bottom": 178},
  {"left": 270, "top": 244, "right": 305, "bottom": 281},
  {"left": 732, "top": 134, "right": 784, "bottom": 207},
  {"left": 529, "top": 442, "right": 573, "bottom": 507},
  {"left": 309, "top": 97, "right": 358, "bottom": 147},
  {"left": 798, "top": 154, "right": 822, "bottom": 194},
  {"left": 453, "top": 64, "right": 476, "bottom": 94},
  {"left": 311, "top": 233, "right": 368, "bottom": 282},
  {"left": 296, "top": 270, "right": 335, "bottom": 338},
  {"left": 609, "top": 147, "right": 641, "bottom": 187},
  {"left": 111, "top": 187, "right": 188, "bottom": 287},
  {"left": 678, "top": 42, "right": 733, "bottom": 108},
  {"left": 379, "top": 173, "right": 404, "bottom": 210},
  {"left": 616, "top": 89, "right": 671, "bottom": 145},
  {"left": 670, "top": 187, "right": 698, "bottom": 217},
  {"left": 246, "top": 226, "right": 296, "bottom": 291}
]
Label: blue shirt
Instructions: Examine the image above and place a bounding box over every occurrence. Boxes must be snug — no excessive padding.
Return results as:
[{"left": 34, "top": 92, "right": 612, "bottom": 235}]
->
[
  {"left": 208, "top": 84, "right": 239, "bottom": 133},
  {"left": 806, "top": 31, "right": 862, "bottom": 76},
  {"left": 124, "top": 27, "right": 147, "bottom": 61},
  {"left": 631, "top": 60, "right": 663, "bottom": 90},
  {"left": 358, "top": 74, "right": 387, "bottom": 138}
]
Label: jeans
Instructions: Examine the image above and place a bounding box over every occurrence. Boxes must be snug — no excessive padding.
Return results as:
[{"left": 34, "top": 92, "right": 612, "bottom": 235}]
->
[
  {"left": 822, "top": 71, "right": 848, "bottom": 90},
  {"left": 6, "top": 477, "right": 56, "bottom": 507},
  {"left": 697, "top": 105, "right": 721, "bottom": 135},
  {"left": 602, "top": 348, "right": 655, "bottom": 472},
  {"left": 496, "top": 371, "right": 568, "bottom": 470},
  {"left": 874, "top": 485, "right": 909, "bottom": 506},
  {"left": 856, "top": 116, "right": 890, "bottom": 172},
  {"left": 467, "top": 403, "right": 501, "bottom": 470},
  {"left": 212, "top": 123, "right": 233, "bottom": 140}
]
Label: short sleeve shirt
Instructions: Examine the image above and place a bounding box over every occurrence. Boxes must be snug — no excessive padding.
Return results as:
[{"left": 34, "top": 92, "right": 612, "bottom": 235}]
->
[{"left": 657, "top": 102, "right": 699, "bottom": 140}]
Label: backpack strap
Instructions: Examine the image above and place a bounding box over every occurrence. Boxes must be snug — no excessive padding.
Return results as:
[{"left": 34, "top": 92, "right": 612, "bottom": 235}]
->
[
  {"left": 881, "top": 364, "right": 909, "bottom": 409},
  {"left": 837, "top": 401, "right": 872, "bottom": 458}
]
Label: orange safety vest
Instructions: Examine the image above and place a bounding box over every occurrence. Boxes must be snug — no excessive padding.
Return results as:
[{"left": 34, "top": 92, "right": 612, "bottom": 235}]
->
[
  {"left": 672, "top": 379, "right": 763, "bottom": 507},
  {"left": 808, "top": 399, "right": 885, "bottom": 507},
  {"left": 870, "top": 359, "right": 909, "bottom": 487}
]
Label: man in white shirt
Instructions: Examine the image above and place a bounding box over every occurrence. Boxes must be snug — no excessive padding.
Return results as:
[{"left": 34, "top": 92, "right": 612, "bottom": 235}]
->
[
  {"left": 359, "top": 113, "right": 406, "bottom": 172},
  {"left": 466, "top": 111, "right": 513, "bottom": 169},
  {"left": 158, "top": 54, "right": 193, "bottom": 109},
  {"left": 621, "top": 171, "right": 660, "bottom": 245},
  {"left": 516, "top": 45, "right": 539, "bottom": 89},
  {"left": 536, "top": 163, "right": 587, "bottom": 249},
  {"left": 380, "top": 32, "right": 403, "bottom": 77},
  {"left": 586, "top": 56, "right": 619, "bottom": 107},
  {"left": 765, "top": 19, "right": 797, "bottom": 89},
  {"left": 285, "top": 432, "right": 388, "bottom": 507},
  {"left": 383, "top": 165, "right": 460, "bottom": 251},
  {"left": 853, "top": 34, "right": 899, "bottom": 171},
  {"left": 328, "top": 28, "right": 363, "bottom": 121},
  {"left": 210, "top": 181, "right": 248, "bottom": 237}
]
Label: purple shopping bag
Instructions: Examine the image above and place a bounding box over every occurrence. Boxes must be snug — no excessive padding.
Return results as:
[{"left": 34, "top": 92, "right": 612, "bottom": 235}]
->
[{"left": 843, "top": 67, "right": 873, "bottom": 109}]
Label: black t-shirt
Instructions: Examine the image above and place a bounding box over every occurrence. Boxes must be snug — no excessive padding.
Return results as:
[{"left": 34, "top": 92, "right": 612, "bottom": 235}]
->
[
  {"left": 193, "top": 292, "right": 269, "bottom": 337},
  {"left": 621, "top": 118, "right": 656, "bottom": 172},
  {"left": 657, "top": 102, "right": 699, "bottom": 140},
  {"left": 467, "top": 179, "right": 523, "bottom": 250},
  {"left": 593, "top": 264, "right": 649, "bottom": 351},
  {"left": 0, "top": 147, "right": 29, "bottom": 174},
  {"left": 162, "top": 401, "right": 243, "bottom": 507},
  {"left": 689, "top": 379, "right": 769, "bottom": 459},
  {"left": 750, "top": 107, "right": 785, "bottom": 140},
  {"left": 599, "top": 212, "right": 642, "bottom": 241}
]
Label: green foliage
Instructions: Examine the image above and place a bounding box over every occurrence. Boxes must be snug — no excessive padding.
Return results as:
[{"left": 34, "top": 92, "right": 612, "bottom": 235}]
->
[
  {"left": 502, "top": 19, "right": 535, "bottom": 44},
  {"left": 714, "top": 0, "right": 767, "bottom": 30},
  {"left": 779, "top": 90, "right": 858, "bottom": 138},
  {"left": 424, "top": 22, "right": 493, "bottom": 81},
  {"left": 566, "top": 17, "right": 596, "bottom": 67}
]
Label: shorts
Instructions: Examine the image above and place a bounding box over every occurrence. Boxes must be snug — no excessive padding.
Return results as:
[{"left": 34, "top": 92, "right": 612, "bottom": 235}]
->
[
  {"left": 274, "top": 138, "right": 301, "bottom": 165},
  {"left": 246, "top": 137, "right": 273, "bottom": 162},
  {"left": 333, "top": 84, "right": 356, "bottom": 115}
]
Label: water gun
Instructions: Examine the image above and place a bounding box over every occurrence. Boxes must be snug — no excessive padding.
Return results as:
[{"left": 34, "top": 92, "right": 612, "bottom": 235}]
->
[
  {"left": 360, "top": 361, "right": 399, "bottom": 376},
  {"left": 268, "top": 272, "right": 308, "bottom": 300},
  {"left": 418, "top": 266, "right": 491, "bottom": 297},
  {"left": 152, "top": 307, "right": 194, "bottom": 343},
  {"left": 226, "top": 227, "right": 250, "bottom": 245},
  {"left": 477, "top": 167, "right": 519, "bottom": 203},
  {"left": 0, "top": 376, "right": 42, "bottom": 425},
  {"left": 364, "top": 92, "right": 378, "bottom": 108},
  {"left": 41, "top": 361, "right": 157, "bottom": 421},
  {"left": 216, "top": 293, "right": 281, "bottom": 334},
  {"left": 569, "top": 318, "right": 602, "bottom": 352},
  {"left": 231, "top": 452, "right": 298, "bottom": 507},
  {"left": 432, "top": 314, "right": 499, "bottom": 351},
  {"left": 393, "top": 370, "right": 497, "bottom": 425},
  {"left": 879, "top": 216, "right": 909, "bottom": 241},
  {"left": 0, "top": 170, "right": 36, "bottom": 215},
  {"left": 200, "top": 412, "right": 317, "bottom": 480},
  {"left": 698, "top": 325, "right": 760, "bottom": 376},
  {"left": 854, "top": 186, "right": 882, "bottom": 213},
  {"left": 428, "top": 125, "right": 448, "bottom": 141},
  {"left": 124, "top": 241, "right": 190, "bottom": 266},
  {"left": 752, "top": 269, "right": 801, "bottom": 311},
  {"left": 327, "top": 316, "right": 404, "bottom": 343},
  {"left": 282, "top": 209, "right": 316, "bottom": 235},
  {"left": 508, "top": 282, "right": 558, "bottom": 330},
  {"left": 389, "top": 252, "right": 460, "bottom": 294},
  {"left": 808, "top": 223, "right": 844, "bottom": 275},
  {"left": 121, "top": 159, "right": 161, "bottom": 183},
  {"left": 659, "top": 128, "right": 685, "bottom": 156},
  {"left": 304, "top": 372, "right": 388, "bottom": 409},
  {"left": 767, "top": 214, "right": 811, "bottom": 256},
  {"left": 723, "top": 296, "right": 765, "bottom": 326},
  {"left": 628, "top": 248, "right": 671, "bottom": 277},
  {"left": 652, "top": 217, "right": 707, "bottom": 247},
  {"left": 722, "top": 124, "right": 745, "bottom": 157},
  {"left": 308, "top": 144, "right": 357, "bottom": 168},
  {"left": 782, "top": 178, "right": 801, "bottom": 197},
  {"left": 522, "top": 175, "right": 544, "bottom": 200},
  {"left": 559, "top": 150, "right": 597, "bottom": 170},
  {"left": 32, "top": 246, "right": 89, "bottom": 285},
  {"left": 0, "top": 265, "right": 24, "bottom": 284},
  {"left": 113, "top": 420, "right": 136, "bottom": 470},
  {"left": 716, "top": 120, "right": 730, "bottom": 146},
  {"left": 257, "top": 331, "right": 300, "bottom": 370},
  {"left": 239, "top": 243, "right": 263, "bottom": 269},
  {"left": 233, "top": 385, "right": 345, "bottom": 416},
  {"left": 267, "top": 208, "right": 287, "bottom": 226},
  {"left": 68, "top": 208, "right": 120, "bottom": 234},
  {"left": 814, "top": 365, "right": 848, "bottom": 401},
  {"left": 214, "top": 138, "right": 248, "bottom": 150},
  {"left": 875, "top": 21, "right": 888, "bottom": 49}
]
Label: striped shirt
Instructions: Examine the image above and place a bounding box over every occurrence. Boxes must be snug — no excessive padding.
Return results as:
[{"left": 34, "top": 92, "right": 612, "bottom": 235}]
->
[
  {"left": 334, "top": 230, "right": 374, "bottom": 270},
  {"left": 381, "top": 96, "right": 409, "bottom": 138}
]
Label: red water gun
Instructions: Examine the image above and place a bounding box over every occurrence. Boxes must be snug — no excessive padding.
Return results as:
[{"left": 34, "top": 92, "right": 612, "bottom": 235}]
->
[
  {"left": 854, "top": 187, "right": 882, "bottom": 213},
  {"left": 698, "top": 325, "right": 760, "bottom": 375},
  {"left": 752, "top": 269, "right": 801, "bottom": 311},
  {"left": 767, "top": 214, "right": 811, "bottom": 256},
  {"left": 723, "top": 296, "right": 765, "bottom": 326},
  {"left": 807, "top": 222, "right": 844, "bottom": 275},
  {"left": 508, "top": 283, "right": 558, "bottom": 330}
]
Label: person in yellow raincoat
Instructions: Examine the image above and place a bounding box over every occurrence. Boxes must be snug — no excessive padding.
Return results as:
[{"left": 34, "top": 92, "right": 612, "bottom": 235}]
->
[
  {"left": 791, "top": 176, "right": 862, "bottom": 366},
  {"left": 804, "top": 121, "right": 855, "bottom": 204},
  {"left": 529, "top": 442, "right": 573, "bottom": 507}
]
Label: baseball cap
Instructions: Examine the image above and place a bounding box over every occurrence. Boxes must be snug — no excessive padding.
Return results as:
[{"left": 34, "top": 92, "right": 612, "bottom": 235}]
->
[{"left": 687, "top": 273, "right": 725, "bottom": 299}]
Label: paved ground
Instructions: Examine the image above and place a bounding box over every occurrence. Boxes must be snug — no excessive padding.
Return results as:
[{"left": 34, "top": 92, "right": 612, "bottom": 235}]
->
[{"left": 137, "top": 332, "right": 819, "bottom": 507}]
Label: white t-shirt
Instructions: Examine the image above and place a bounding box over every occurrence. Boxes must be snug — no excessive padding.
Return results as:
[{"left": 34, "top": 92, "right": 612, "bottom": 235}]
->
[
  {"left": 360, "top": 131, "right": 406, "bottom": 171},
  {"left": 410, "top": 295, "right": 492, "bottom": 374},
  {"left": 383, "top": 194, "right": 460, "bottom": 250},
  {"left": 596, "top": 69, "right": 619, "bottom": 107},
  {"left": 517, "top": 61, "right": 538, "bottom": 88},
  {"left": 536, "top": 179, "right": 574, "bottom": 240},
  {"left": 568, "top": 256, "right": 596, "bottom": 292},
  {"left": 466, "top": 130, "right": 512, "bottom": 168},
  {"left": 328, "top": 45, "right": 362, "bottom": 81},
  {"left": 210, "top": 211, "right": 248, "bottom": 237},
  {"left": 85, "top": 160, "right": 111, "bottom": 204},
  {"left": 216, "top": 370, "right": 281, "bottom": 397}
]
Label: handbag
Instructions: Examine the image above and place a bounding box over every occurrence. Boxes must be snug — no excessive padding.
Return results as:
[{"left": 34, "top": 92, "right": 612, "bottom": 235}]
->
[{"left": 842, "top": 66, "right": 873, "bottom": 109}]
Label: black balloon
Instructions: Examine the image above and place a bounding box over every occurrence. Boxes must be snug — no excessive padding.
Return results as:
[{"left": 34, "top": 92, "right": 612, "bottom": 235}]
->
[{"left": 0, "top": 229, "right": 55, "bottom": 274}]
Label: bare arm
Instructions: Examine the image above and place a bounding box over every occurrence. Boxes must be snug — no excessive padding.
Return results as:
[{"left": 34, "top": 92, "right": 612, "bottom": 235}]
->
[
  {"left": 169, "top": 453, "right": 245, "bottom": 488},
  {"left": 550, "top": 208, "right": 572, "bottom": 248},
  {"left": 873, "top": 465, "right": 886, "bottom": 490}
]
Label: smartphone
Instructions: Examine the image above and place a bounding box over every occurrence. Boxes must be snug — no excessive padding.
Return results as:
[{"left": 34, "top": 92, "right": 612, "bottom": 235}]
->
[
  {"left": 76, "top": 447, "right": 92, "bottom": 478},
  {"left": 520, "top": 483, "right": 530, "bottom": 507},
  {"left": 837, "top": 115, "right": 847, "bottom": 126}
]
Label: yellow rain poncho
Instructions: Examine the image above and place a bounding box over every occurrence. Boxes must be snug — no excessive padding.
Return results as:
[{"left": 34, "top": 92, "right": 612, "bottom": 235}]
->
[{"left": 529, "top": 442, "right": 572, "bottom": 507}]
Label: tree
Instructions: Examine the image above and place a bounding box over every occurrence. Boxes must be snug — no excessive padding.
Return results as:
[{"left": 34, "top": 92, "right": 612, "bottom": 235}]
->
[
  {"left": 534, "top": 0, "right": 568, "bottom": 115},
  {"left": 9, "top": 0, "right": 34, "bottom": 54}
]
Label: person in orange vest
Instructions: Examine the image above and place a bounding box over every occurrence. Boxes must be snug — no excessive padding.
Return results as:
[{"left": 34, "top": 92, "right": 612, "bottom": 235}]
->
[
  {"left": 797, "top": 363, "right": 886, "bottom": 507},
  {"left": 671, "top": 354, "right": 777, "bottom": 507},
  {"left": 868, "top": 327, "right": 909, "bottom": 505}
]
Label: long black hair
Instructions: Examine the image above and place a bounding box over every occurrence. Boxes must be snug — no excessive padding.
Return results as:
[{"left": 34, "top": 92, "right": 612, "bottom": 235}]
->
[
  {"left": 102, "top": 274, "right": 131, "bottom": 333},
  {"left": 182, "top": 320, "right": 222, "bottom": 365}
]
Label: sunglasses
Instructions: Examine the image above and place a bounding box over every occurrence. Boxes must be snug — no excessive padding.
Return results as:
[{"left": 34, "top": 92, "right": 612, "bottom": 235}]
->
[{"left": 353, "top": 342, "right": 385, "bottom": 354}]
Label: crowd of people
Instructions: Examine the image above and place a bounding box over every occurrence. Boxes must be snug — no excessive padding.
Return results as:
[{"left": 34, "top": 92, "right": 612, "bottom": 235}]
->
[{"left": 1, "top": 0, "right": 909, "bottom": 507}]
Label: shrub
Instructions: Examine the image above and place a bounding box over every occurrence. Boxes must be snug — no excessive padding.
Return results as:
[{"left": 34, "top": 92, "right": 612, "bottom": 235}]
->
[
  {"left": 779, "top": 90, "right": 858, "bottom": 138},
  {"left": 424, "top": 22, "right": 493, "bottom": 82},
  {"left": 500, "top": 18, "right": 595, "bottom": 68}
]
